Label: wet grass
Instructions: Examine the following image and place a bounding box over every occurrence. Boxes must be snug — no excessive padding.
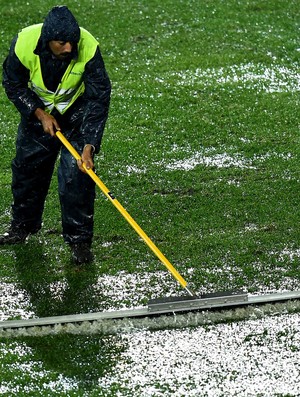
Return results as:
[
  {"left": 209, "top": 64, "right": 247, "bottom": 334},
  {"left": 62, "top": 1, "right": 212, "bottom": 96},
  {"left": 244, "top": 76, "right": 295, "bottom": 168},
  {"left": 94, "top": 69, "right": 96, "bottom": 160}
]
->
[{"left": 0, "top": 0, "right": 299, "bottom": 395}]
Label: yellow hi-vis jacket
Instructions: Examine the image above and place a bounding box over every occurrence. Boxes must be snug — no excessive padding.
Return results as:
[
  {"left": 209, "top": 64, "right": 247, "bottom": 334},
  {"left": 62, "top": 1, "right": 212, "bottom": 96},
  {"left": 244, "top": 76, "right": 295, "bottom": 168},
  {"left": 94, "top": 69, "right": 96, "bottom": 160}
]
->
[{"left": 15, "top": 23, "right": 99, "bottom": 114}]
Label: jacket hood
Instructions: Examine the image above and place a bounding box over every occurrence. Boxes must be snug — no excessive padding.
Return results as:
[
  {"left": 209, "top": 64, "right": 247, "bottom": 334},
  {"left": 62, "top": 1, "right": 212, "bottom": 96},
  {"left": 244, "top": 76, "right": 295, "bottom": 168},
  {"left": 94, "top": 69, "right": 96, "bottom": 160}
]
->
[{"left": 41, "top": 6, "right": 80, "bottom": 43}]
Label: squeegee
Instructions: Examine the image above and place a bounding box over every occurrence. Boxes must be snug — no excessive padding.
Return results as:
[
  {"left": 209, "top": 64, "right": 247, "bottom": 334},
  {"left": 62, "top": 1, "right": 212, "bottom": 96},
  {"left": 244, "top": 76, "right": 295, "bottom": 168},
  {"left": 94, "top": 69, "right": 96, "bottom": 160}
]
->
[
  {"left": 1, "top": 290, "right": 300, "bottom": 336},
  {"left": 2, "top": 131, "right": 300, "bottom": 336},
  {"left": 56, "top": 130, "right": 194, "bottom": 296}
]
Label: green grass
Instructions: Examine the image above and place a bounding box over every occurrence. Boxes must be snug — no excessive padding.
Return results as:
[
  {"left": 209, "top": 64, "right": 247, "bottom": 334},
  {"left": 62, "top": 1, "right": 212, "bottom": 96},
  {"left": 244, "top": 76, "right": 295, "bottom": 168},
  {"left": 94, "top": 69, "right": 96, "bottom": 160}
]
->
[{"left": 0, "top": 0, "right": 299, "bottom": 395}]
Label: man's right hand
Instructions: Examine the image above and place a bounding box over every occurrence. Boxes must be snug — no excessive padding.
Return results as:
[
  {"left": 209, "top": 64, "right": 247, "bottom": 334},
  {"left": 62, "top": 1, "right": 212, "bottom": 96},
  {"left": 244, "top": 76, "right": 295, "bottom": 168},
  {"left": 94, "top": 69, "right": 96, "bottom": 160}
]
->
[{"left": 34, "top": 108, "right": 61, "bottom": 136}]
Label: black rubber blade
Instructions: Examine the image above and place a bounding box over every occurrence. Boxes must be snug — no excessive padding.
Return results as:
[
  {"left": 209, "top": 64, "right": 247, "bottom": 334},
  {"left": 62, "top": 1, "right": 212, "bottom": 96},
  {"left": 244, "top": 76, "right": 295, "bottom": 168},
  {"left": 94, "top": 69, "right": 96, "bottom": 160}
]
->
[
  {"left": 148, "top": 290, "right": 245, "bottom": 304},
  {"left": 148, "top": 290, "right": 248, "bottom": 313}
]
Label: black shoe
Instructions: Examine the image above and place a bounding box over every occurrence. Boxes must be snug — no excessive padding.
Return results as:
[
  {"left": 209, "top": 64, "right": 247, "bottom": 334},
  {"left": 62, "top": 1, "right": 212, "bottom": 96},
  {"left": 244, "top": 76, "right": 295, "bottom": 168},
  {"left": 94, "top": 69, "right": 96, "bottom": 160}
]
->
[
  {"left": 70, "top": 242, "right": 94, "bottom": 265},
  {"left": 0, "top": 227, "right": 30, "bottom": 245}
]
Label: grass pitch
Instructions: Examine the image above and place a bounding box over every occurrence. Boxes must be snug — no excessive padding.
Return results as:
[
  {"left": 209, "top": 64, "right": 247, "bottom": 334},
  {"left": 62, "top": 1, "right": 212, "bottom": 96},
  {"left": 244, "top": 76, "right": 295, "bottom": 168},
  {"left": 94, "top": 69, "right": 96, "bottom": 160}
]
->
[{"left": 0, "top": 0, "right": 299, "bottom": 395}]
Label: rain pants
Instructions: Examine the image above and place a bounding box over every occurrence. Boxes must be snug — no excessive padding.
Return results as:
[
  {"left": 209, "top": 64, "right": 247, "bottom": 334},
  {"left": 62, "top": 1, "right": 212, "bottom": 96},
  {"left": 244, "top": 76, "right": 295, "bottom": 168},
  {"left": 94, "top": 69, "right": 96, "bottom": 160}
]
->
[{"left": 2, "top": 6, "right": 111, "bottom": 244}]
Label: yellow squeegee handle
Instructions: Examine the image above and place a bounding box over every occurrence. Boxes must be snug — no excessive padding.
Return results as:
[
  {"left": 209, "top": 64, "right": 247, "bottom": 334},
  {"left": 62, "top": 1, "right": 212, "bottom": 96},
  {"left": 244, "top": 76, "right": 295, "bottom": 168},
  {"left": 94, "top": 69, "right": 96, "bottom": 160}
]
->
[{"left": 56, "top": 130, "right": 190, "bottom": 292}]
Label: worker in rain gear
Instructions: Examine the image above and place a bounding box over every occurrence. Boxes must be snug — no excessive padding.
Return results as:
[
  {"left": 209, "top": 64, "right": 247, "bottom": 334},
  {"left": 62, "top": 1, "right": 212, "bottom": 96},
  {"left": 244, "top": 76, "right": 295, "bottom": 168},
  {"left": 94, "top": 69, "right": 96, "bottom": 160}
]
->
[{"left": 1, "top": 6, "right": 111, "bottom": 265}]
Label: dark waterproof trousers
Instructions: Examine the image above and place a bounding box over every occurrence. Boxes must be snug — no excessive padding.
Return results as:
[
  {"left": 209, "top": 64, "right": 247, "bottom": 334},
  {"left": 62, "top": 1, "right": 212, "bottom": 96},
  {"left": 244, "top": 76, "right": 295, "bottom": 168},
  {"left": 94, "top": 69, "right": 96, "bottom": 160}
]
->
[{"left": 11, "top": 122, "right": 96, "bottom": 244}]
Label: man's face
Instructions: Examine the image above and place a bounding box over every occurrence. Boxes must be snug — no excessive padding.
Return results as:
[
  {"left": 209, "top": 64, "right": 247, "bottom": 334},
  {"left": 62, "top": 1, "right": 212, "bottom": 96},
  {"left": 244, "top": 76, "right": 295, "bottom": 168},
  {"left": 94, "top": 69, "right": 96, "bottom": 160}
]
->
[{"left": 48, "top": 40, "right": 73, "bottom": 60}]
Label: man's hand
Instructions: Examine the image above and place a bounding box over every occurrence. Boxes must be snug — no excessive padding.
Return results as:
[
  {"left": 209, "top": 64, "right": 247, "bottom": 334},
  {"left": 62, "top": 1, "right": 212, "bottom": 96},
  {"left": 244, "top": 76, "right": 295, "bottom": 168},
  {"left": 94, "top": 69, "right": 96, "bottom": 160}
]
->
[
  {"left": 77, "top": 144, "right": 95, "bottom": 173},
  {"left": 35, "top": 108, "right": 94, "bottom": 173},
  {"left": 34, "top": 108, "right": 60, "bottom": 136}
]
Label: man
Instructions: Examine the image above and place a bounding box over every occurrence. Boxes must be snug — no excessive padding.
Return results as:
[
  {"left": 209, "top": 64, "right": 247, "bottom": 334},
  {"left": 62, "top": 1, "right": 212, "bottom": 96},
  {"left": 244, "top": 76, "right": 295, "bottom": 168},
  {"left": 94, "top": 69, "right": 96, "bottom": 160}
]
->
[{"left": 1, "top": 6, "right": 111, "bottom": 265}]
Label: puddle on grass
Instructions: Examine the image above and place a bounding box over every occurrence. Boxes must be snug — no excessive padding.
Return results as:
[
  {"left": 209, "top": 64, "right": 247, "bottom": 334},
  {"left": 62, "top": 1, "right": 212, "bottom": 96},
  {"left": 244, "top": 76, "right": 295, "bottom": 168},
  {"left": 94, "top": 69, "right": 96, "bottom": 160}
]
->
[
  {"left": 0, "top": 270, "right": 184, "bottom": 321},
  {"left": 1, "top": 249, "right": 300, "bottom": 396},
  {"left": 271, "top": 247, "right": 300, "bottom": 262},
  {"left": 168, "top": 62, "right": 300, "bottom": 93},
  {"left": 0, "top": 313, "right": 299, "bottom": 396},
  {"left": 1, "top": 266, "right": 300, "bottom": 322},
  {"left": 120, "top": 148, "right": 293, "bottom": 176},
  {"left": 97, "top": 314, "right": 300, "bottom": 396},
  {"left": 0, "top": 334, "right": 124, "bottom": 395},
  {"left": 163, "top": 151, "right": 253, "bottom": 171}
]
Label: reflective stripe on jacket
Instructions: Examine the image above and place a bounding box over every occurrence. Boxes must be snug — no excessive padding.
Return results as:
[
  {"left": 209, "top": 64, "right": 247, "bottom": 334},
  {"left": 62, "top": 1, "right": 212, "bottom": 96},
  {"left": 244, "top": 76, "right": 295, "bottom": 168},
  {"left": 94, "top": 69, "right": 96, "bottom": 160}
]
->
[{"left": 15, "top": 23, "right": 99, "bottom": 114}]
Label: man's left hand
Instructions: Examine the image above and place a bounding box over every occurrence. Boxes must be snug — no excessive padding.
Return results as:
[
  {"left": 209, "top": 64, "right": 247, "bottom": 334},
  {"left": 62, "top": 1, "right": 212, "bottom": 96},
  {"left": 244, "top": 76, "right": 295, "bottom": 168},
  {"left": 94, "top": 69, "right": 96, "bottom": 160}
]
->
[{"left": 77, "top": 144, "right": 95, "bottom": 173}]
